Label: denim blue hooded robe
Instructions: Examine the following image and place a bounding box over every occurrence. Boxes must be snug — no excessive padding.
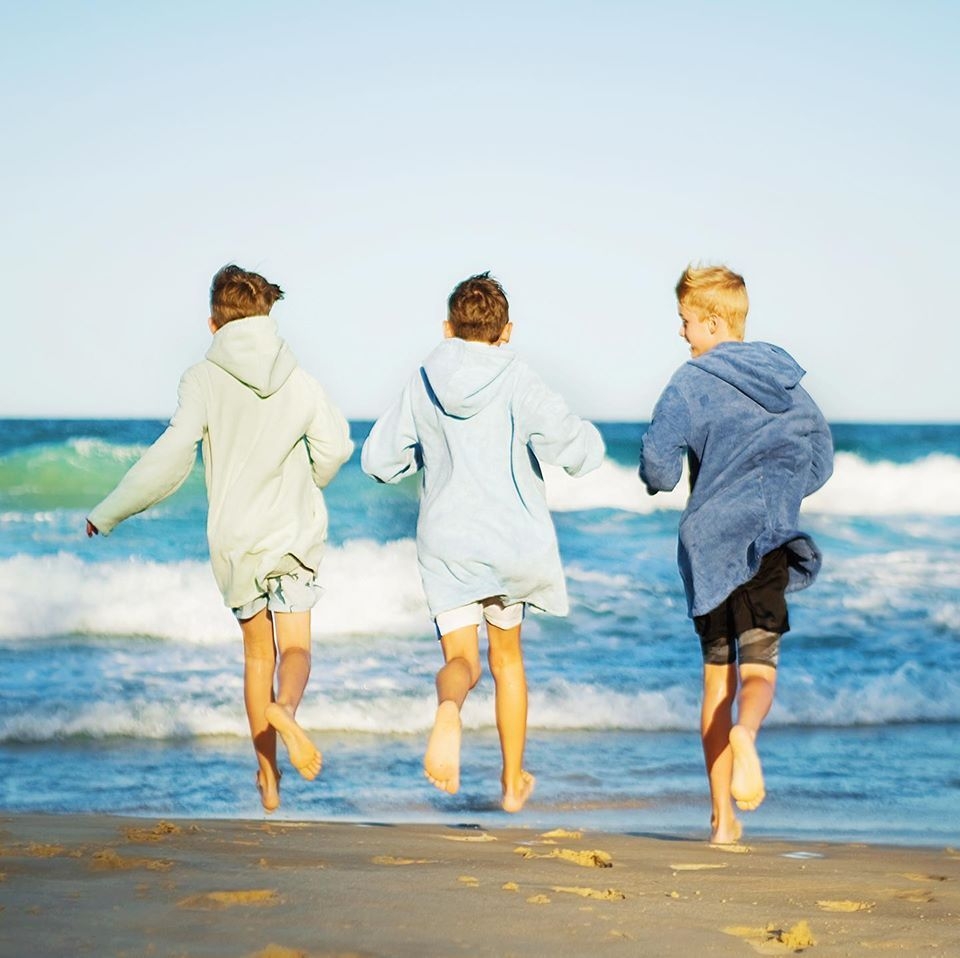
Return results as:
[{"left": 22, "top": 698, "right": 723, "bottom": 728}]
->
[
  {"left": 640, "top": 341, "right": 833, "bottom": 618},
  {"left": 362, "top": 338, "right": 605, "bottom": 618}
]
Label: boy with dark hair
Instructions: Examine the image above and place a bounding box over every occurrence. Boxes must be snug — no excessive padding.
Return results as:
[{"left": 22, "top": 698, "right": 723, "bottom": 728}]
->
[
  {"left": 362, "top": 271, "right": 605, "bottom": 812},
  {"left": 87, "top": 264, "right": 353, "bottom": 812}
]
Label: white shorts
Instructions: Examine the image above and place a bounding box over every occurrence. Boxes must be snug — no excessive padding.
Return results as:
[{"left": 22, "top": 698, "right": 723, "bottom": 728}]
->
[
  {"left": 232, "top": 566, "right": 321, "bottom": 621},
  {"left": 435, "top": 598, "right": 525, "bottom": 637}
]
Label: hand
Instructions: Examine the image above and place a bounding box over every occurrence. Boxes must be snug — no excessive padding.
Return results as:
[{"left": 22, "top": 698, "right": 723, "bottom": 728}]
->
[{"left": 86, "top": 520, "right": 99, "bottom": 537}]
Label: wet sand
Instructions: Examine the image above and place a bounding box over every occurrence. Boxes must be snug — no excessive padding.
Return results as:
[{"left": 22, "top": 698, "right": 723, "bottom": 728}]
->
[{"left": 0, "top": 813, "right": 957, "bottom": 957}]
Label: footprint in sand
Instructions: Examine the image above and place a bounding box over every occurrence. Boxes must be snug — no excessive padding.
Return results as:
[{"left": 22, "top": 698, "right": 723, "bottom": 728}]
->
[
  {"left": 177, "top": 889, "right": 279, "bottom": 910},
  {"left": 91, "top": 849, "right": 173, "bottom": 871},
  {"left": 515, "top": 847, "right": 613, "bottom": 868},
  {"left": 724, "top": 920, "right": 816, "bottom": 953},
  {"left": 817, "top": 899, "right": 874, "bottom": 912},
  {"left": 123, "top": 822, "right": 181, "bottom": 843},
  {"left": 248, "top": 947, "right": 309, "bottom": 958},
  {"left": 894, "top": 889, "right": 935, "bottom": 903},
  {"left": 552, "top": 886, "right": 626, "bottom": 901},
  {"left": 24, "top": 843, "right": 66, "bottom": 858},
  {"left": 540, "top": 829, "right": 582, "bottom": 841},
  {"left": 370, "top": 855, "right": 438, "bottom": 865}
]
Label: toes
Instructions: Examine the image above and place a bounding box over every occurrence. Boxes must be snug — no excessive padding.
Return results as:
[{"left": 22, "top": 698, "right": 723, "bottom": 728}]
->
[{"left": 424, "top": 770, "right": 458, "bottom": 794}]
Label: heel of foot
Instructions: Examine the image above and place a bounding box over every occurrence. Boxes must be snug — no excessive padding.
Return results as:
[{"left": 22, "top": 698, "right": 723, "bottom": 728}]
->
[{"left": 501, "top": 770, "right": 535, "bottom": 813}]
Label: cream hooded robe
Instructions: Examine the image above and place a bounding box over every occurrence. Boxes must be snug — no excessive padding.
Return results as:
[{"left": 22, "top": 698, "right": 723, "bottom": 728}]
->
[{"left": 88, "top": 315, "right": 353, "bottom": 608}]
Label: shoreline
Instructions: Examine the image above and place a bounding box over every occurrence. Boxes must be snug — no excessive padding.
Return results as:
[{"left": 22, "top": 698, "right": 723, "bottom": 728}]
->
[{"left": 1, "top": 812, "right": 957, "bottom": 957}]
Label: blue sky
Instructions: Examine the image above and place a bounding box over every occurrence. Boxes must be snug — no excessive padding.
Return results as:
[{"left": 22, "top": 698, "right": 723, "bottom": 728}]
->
[{"left": 3, "top": 1, "right": 957, "bottom": 422}]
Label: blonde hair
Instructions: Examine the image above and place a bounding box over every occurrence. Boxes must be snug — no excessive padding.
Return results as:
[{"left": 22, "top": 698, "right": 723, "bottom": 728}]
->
[
  {"left": 447, "top": 271, "right": 509, "bottom": 343},
  {"left": 675, "top": 265, "right": 749, "bottom": 338},
  {"left": 210, "top": 264, "right": 284, "bottom": 329}
]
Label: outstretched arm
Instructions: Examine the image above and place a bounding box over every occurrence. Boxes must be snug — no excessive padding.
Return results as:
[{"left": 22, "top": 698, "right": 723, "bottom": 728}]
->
[
  {"left": 86, "top": 370, "right": 206, "bottom": 535},
  {"left": 361, "top": 378, "right": 423, "bottom": 484},
  {"left": 521, "top": 373, "right": 605, "bottom": 477},
  {"left": 304, "top": 383, "right": 354, "bottom": 489},
  {"left": 639, "top": 383, "right": 690, "bottom": 495}
]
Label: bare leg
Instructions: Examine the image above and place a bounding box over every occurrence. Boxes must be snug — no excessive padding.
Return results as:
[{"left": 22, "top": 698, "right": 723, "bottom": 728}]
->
[
  {"left": 487, "top": 623, "right": 535, "bottom": 812},
  {"left": 701, "top": 662, "right": 740, "bottom": 843},
  {"left": 424, "top": 626, "right": 481, "bottom": 795},
  {"left": 729, "top": 662, "right": 777, "bottom": 811},
  {"left": 239, "top": 609, "right": 281, "bottom": 812},
  {"left": 264, "top": 610, "right": 322, "bottom": 781}
]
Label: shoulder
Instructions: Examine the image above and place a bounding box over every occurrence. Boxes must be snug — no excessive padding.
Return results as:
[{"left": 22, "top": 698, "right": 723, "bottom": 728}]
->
[
  {"left": 654, "top": 364, "right": 700, "bottom": 406},
  {"left": 508, "top": 355, "right": 551, "bottom": 393},
  {"left": 179, "top": 361, "right": 213, "bottom": 392}
]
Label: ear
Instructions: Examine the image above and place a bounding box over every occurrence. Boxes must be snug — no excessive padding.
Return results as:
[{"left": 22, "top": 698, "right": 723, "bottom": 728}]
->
[
  {"left": 208, "top": 316, "right": 218, "bottom": 334},
  {"left": 442, "top": 321, "right": 455, "bottom": 339},
  {"left": 496, "top": 322, "right": 513, "bottom": 345}
]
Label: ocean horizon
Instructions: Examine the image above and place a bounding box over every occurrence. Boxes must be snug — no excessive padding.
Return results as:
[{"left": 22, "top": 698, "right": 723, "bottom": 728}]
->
[{"left": 1, "top": 418, "right": 958, "bottom": 846}]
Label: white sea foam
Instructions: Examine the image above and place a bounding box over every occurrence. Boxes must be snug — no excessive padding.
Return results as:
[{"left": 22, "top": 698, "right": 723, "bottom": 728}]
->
[
  {"left": 0, "top": 540, "right": 428, "bottom": 642},
  {"left": 3, "top": 662, "right": 956, "bottom": 744},
  {"left": 776, "top": 662, "right": 960, "bottom": 726},
  {"left": 67, "top": 437, "right": 147, "bottom": 462},
  {"left": 822, "top": 549, "right": 960, "bottom": 614},
  {"left": 544, "top": 459, "right": 689, "bottom": 513},
  {"left": 0, "top": 699, "right": 250, "bottom": 743},
  {"left": 804, "top": 452, "right": 960, "bottom": 516},
  {"left": 544, "top": 452, "right": 960, "bottom": 516}
]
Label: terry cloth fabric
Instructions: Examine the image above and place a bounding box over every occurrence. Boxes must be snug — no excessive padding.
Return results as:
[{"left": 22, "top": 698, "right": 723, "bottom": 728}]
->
[
  {"left": 88, "top": 315, "right": 354, "bottom": 608},
  {"left": 639, "top": 340, "right": 834, "bottom": 618},
  {"left": 361, "top": 337, "right": 605, "bottom": 618}
]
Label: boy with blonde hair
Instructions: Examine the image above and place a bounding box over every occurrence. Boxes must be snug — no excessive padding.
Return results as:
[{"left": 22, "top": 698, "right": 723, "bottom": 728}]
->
[
  {"left": 640, "top": 265, "right": 833, "bottom": 844},
  {"left": 362, "top": 272, "right": 605, "bottom": 812},
  {"left": 87, "top": 265, "right": 353, "bottom": 812}
]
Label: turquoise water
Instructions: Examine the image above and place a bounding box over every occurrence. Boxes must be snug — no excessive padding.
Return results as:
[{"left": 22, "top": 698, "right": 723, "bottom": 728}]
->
[{"left": 1, "top": 419, "right": 958, "bottom": 845}]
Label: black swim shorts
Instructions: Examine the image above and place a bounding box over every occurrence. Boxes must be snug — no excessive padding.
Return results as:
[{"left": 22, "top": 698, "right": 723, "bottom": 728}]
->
[{"left": 694, "top": 547, "right": 790, "bottom": 667}]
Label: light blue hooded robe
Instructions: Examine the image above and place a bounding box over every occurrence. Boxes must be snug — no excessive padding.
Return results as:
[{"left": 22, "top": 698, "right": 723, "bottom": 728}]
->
[{"left": 361, "top": 338, "right": 605, "bottom": 618}]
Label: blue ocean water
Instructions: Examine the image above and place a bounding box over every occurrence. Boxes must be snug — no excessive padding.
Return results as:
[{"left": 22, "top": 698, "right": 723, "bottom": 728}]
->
[{"left": 1, "top": 419, "right": 958, "bottom": 845}]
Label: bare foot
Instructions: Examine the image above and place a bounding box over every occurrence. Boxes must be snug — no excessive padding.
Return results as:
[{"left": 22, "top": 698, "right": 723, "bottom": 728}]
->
[
  {"left": 256, "top": 767, "right": 281, "bottom": 813},
  {"left": 710, "top": 814, "right": 743, "bottom": 845},
  {"left": 501, "top": 770, "right": 536, "bottom": 813},
  {"left": 424, "top": 701, "right": 461, "bottom": 794},
  {"left": 729, "top": 724, "right": 765, "bottom": 810},
  {"left": 265, "top": 703, "right": 322, "bottom": 781}
]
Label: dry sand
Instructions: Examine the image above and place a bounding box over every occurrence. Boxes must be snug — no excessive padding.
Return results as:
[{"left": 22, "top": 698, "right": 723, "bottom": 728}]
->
[{"left": 0, "top": 813, "right": 957, "bottom": 957}]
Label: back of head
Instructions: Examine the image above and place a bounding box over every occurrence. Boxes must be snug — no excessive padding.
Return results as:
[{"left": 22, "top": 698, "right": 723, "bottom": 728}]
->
[
  {"left": 675, "top": 265, "right": 749, "bottom": 337},
  {"left": 447, "top": 271, "right": 509, "bottom": 343},
  {"left": 210, "top": 264, "right": 284, "bottom": 329}
]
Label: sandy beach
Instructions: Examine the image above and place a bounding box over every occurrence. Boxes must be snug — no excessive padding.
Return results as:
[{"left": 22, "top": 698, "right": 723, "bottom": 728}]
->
[{"left": 1, "top": 813, "right": 957, "bottom": 957}]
